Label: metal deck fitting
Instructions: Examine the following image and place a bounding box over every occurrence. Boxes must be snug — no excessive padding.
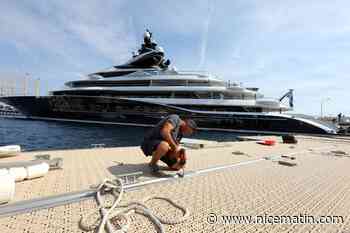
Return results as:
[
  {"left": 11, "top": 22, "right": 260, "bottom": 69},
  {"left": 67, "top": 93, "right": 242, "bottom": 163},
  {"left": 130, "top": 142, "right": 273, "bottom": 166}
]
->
[{"left": 0, "top": 158, "right": 265, "bottom": 218}]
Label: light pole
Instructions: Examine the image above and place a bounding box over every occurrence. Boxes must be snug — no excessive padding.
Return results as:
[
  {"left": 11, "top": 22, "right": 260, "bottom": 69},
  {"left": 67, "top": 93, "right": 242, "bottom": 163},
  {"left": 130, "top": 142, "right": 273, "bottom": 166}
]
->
[
  {"left": 24, "top": 73, "right": 30, "bottom": 96},
  {"left": 320, "top": 97, "right": 331, "bottom": 119},
  {"left": 35, "top": 78, "right": 40, "bottom": 97}
]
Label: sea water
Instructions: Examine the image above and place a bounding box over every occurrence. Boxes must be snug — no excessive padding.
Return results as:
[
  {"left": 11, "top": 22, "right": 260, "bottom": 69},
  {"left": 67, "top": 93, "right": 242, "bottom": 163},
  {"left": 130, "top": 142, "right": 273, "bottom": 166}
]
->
[{"left": 0, "top": 118, "right": 240, "bottom": 151}]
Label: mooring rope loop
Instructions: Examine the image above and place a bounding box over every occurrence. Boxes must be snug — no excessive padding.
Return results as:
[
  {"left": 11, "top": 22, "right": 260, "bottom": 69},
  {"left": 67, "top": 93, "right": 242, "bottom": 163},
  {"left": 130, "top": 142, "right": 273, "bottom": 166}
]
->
[{"left": 80, "top": 179, "right": 189, "bottom": 233}]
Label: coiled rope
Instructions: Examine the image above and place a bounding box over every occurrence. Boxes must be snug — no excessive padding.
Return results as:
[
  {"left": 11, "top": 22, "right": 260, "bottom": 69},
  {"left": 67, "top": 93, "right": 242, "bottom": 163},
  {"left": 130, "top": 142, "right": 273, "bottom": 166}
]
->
[{"left": 79, "top": 179, "right": 189, "bottom": 233}]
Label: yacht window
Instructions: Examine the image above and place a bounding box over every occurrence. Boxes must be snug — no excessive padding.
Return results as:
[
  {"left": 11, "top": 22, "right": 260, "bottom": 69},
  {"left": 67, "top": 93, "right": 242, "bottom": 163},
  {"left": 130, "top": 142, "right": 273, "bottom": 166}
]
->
[
  {"left": 72, "top": 80, "right": 151, "bottom": 87},
  {"left": 54, "top": 90, "right": 173, "bottom": 98},
  {"left": 114, "top": 92, "right": 171, "bottom": 98},
  {"left": 187, "top": 80, "right": 208, "bottom": 86},
  {"left": 172, "top": 91, "right": 211, "bottom": 99},
  {"left": 187, "top": 80, "right": 225, "bottom": 87},
  {"left": 194, "top": 92, "right": 211, "bottom": 98},
  {"left": 210, "top": 81, "right": 225, "bottom": 86},
  {"left": 148, "top": 79, "right": 225, "bottom": 87},
  {"left": 144, "top": 70, "right": 160, "bottom": 76},
  {"left": 222, "top": 92, "right": 255, "bottom": 100},
  {"left": 97, "top": 71, "right": 136, "bottom": 78},
  {"left": 152, "top": 80, "right": 187, "bottom": 86},
  {"left": 173, "top": 92, "right": 197, "bottom": 98},
  {"left": 212, "top": 92, "right": 224, "bottom": 99}
]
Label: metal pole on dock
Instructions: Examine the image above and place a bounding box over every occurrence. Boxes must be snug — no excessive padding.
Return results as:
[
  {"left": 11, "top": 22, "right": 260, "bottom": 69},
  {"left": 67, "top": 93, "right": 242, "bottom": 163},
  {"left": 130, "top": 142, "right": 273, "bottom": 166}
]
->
[{"left": 0, "top": 158, "right": 265, "bottom": 218}]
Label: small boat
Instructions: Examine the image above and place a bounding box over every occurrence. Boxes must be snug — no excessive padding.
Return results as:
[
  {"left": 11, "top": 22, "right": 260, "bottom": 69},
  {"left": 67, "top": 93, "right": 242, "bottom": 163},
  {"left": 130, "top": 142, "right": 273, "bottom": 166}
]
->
[{"left": 0, "top": 145, "right": 21, "bottom": 158}]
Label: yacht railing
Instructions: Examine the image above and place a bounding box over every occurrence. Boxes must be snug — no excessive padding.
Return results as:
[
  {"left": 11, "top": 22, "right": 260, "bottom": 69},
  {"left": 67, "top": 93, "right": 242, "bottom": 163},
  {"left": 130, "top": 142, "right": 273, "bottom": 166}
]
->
[
  {"left": 175, "top": 70, "right": 210, "bottom": 76},
  {"left": 71, "top": 68, "right": 263, "bottom": 91},
  {"left": 226, "top": 81, "right": 240, "bottom": 88}
]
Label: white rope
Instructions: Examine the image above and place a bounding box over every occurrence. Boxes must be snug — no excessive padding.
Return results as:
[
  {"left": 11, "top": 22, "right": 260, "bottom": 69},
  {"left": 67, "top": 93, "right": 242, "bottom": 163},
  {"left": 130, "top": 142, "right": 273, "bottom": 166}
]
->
[{"left": 80, "top": 179, "right": 189, "bottom": 233}]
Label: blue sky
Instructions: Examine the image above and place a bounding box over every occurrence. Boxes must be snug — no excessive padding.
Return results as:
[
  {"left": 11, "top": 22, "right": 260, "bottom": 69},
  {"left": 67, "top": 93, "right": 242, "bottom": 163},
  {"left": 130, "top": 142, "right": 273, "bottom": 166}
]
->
[{"left": 0, "top": 0, "right": 349, "bottom": 116}]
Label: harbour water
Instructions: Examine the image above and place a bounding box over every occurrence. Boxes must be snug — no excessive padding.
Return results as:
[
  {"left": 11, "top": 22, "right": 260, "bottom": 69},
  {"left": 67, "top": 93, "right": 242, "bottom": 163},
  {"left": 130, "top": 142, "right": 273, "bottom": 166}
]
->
[{"left": 0, "top": 118, "right": 240, "bottom": 151}]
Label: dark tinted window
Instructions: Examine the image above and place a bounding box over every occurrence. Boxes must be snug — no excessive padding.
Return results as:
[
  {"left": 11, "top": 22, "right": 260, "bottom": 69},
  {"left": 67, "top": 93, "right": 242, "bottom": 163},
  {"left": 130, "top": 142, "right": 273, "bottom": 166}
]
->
[
  {"left": 53, "top": 90, "right": 172, "bottom": 98},
  {"left": 72, "top": 80, "right": 151, "bottom": 87},
  {"left": 96, "top": 71, "right": 136, "bottom": 77},
  {"left": 151, "top": 80, "right": 187, "bottom": 86},
  {"left": 71, "top": 79, "right": 225, "bottom": 87},
  {"left": 188, "top": 80, "right": 225, "bottom": 86}
]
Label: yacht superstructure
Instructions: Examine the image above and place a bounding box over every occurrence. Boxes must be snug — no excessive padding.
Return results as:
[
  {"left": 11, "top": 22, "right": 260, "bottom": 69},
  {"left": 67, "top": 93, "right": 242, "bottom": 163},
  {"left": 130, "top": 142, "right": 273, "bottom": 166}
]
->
[{"left": 1, "top": 30, "right": 337, "bottom": 135}]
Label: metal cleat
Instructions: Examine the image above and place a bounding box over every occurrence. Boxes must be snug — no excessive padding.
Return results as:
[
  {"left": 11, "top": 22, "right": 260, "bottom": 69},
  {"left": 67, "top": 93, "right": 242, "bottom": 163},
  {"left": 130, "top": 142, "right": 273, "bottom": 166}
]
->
[
  {"left": 177, "top": 169, "right": 185, "bottom": 178},
  {"left": 34, "top": 155, "right": 63, "bottom": 170},
  {"left": 116, "top": 172, "right": 143, "bottom": 185},
  {"left": 35, "top": 154, "right": 51, "bottom": 160},
  {"left": 91, "top": 144, "right": 106, "bottom": 148}
]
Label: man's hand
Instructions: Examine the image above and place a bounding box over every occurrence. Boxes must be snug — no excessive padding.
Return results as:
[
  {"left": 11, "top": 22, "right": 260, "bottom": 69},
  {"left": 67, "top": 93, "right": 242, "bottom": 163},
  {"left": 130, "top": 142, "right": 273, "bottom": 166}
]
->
[
  {"left": 172, "top": 145, "right": 181, "bottom": 156},
  {"left": 169, "top": 148, "right": 187, "bottom": 171},
  {"left": 166, "top": 145, "right": 181, "bottom": 159}
]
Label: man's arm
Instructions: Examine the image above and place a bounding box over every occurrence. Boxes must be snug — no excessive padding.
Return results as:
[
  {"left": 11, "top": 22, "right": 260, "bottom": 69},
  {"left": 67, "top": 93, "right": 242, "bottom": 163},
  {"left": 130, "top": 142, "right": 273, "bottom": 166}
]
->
[{"left": 160, "top": 121, "right": 179, "bottom": 151}]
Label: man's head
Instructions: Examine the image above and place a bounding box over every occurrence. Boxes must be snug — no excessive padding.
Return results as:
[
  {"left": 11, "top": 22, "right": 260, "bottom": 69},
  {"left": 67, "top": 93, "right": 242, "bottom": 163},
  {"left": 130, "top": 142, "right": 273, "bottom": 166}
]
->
[{"left": 180, "top": 119, "right": 197, "bottom": 136}]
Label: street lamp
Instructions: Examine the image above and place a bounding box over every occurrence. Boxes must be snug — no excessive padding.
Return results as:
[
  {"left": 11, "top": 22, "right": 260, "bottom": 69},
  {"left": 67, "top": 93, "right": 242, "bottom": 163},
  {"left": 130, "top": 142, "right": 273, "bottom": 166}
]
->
[
  {"left": 320, "top": 97, "right": 331, "bottom": 119},
  {"left": 35, "top": 78, "right": 40, "bottom": 97},
  {"left": 24, "top": 73, "right": 30, "bottom": 96}
]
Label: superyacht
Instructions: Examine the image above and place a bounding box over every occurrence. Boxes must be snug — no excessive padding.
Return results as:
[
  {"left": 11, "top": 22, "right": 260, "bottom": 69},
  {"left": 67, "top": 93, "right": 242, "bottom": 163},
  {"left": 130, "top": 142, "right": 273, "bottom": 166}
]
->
[{"left": 1, "top": 30, "right": 337, "bottom": 135}]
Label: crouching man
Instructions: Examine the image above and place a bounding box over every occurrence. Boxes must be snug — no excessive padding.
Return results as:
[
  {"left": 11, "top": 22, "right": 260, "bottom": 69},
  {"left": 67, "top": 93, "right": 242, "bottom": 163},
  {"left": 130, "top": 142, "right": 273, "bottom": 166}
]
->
[{"left": 141, "top": 114, "right": 197, "bottom": 173}]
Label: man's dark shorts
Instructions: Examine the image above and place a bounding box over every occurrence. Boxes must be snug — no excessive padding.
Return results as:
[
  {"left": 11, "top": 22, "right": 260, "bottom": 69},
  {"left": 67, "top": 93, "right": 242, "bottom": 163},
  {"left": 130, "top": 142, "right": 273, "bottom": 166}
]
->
[{"left": 141, "top": 139, "right": 177, "bottom": 167}]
